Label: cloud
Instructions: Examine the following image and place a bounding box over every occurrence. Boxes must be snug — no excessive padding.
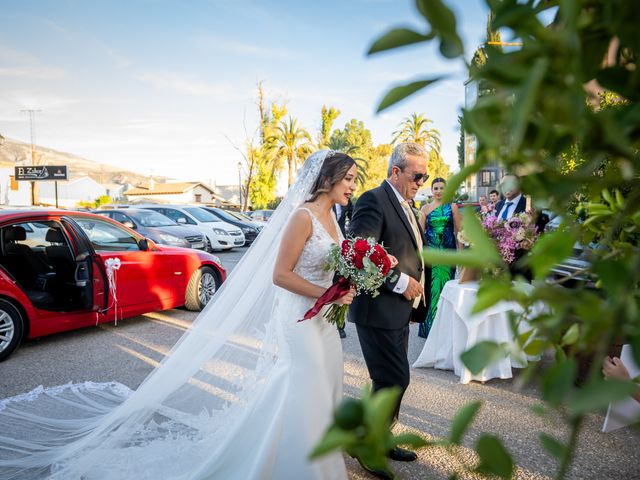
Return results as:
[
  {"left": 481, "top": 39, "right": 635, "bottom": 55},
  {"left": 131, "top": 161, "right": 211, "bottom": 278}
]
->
[
  {"left": 0, "top": 66, "right": 66, "bottom": 80},
  {"left": 135, "top": 70, "right": 247, "bottom": 99},
  {"left": 193, "top": 36, "right": 294, "bottom": 60}
]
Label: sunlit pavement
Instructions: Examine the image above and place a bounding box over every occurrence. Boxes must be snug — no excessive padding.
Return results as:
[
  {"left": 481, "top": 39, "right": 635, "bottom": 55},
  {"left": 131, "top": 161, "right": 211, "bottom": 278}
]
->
[{"left": 1, "top": 246, "right": 638, "bottom": 479}]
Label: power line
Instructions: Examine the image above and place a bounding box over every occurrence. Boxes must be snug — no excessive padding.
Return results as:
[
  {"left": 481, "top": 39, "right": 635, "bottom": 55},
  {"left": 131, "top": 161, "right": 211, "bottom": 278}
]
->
[{"left": 20, "top": 109, "right": 42, "bottom": 164}]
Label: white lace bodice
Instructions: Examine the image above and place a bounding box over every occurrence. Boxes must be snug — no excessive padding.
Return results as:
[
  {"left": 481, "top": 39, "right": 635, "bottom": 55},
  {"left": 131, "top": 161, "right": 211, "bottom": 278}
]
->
[{"left": 293, "top": 207, "right": 343, "bottom": 289}]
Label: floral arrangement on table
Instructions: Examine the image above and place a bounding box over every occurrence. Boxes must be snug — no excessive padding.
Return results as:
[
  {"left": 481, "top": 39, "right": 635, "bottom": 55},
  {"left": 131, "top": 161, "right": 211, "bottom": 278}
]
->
[
  {"left": 299, "top": 237, "right": 397, "bottom": 328},
  {"left": 457, "top": 212, "right": 539, "bottom": 281}
]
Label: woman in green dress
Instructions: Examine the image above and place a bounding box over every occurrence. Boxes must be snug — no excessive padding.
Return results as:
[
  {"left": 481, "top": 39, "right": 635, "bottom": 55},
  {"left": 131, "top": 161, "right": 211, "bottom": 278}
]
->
[{"left": 418, "top": 177, "right": 461, "bottom": 339}]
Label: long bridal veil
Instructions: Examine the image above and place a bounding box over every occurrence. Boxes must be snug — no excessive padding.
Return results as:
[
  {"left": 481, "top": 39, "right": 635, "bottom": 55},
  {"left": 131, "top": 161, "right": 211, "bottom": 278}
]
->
[{"left": 0, "top": 150, "right": 331, "bottom": 479}]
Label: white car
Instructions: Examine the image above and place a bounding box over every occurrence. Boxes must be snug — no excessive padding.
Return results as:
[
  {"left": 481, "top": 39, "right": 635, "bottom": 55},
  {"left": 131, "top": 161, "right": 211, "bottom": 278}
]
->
[{"left": 140, "top": 205, "right": 245, "bottom": 251}]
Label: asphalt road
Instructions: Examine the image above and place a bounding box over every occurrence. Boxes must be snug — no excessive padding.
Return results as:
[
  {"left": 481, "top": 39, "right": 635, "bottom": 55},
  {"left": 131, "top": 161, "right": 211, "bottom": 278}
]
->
[{"left": 1, "top": 247, "right": 638, "bottom": 479}]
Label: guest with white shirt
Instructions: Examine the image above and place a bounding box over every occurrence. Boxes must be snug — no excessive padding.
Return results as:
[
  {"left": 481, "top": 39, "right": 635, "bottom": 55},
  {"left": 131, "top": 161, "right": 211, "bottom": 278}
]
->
[{"left": 495, "top": 174, "right": 527, "bottom": 220}]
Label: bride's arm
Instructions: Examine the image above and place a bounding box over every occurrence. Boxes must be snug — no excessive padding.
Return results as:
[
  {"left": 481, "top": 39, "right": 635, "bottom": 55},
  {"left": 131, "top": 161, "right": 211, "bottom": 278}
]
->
[{"left": 272, "top": 209, "right": 327, "bottom": 299}]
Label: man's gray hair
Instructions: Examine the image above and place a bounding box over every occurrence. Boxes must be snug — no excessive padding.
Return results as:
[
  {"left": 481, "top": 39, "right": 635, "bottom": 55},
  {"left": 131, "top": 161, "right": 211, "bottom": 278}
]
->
[{"left": 388, "top": 142, "right": 428, "bottom": 177}]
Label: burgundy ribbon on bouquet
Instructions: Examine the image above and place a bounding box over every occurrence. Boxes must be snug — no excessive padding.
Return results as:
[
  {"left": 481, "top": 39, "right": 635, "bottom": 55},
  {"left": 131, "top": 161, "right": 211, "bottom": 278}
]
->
[{"left": 299, "top": 277, "right": 351, "bottom": 322}]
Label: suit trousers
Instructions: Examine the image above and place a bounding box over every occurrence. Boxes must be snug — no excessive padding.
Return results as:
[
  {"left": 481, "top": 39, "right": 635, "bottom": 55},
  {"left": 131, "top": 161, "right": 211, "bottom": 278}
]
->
[{"left": 355, "top": 323, "right": 410, "bottom": 421}]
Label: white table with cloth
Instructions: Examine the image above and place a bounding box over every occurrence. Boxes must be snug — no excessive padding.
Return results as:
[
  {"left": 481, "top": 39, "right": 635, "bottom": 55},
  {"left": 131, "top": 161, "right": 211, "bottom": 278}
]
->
[{"left": 412, "top": 279, "right": 540, "bottom": 384}]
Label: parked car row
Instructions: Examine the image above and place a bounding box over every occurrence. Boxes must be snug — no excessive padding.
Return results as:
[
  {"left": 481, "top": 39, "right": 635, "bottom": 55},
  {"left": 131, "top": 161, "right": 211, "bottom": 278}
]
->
[
  {"left": 94, "top": 204, "right": 264, "bottom": 253},
  {"left": 0, "top": 208, "right": 228, "bottom": 361}
]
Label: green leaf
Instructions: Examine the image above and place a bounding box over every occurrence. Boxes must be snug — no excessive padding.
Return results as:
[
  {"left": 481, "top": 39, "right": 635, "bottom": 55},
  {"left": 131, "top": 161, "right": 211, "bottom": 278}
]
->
[
  {"left": 472, "top": 277, "right": 511, "bottom": 314},
  {"left": 442, "top": 162, "right": 481, "bottom": 203},
  {"left": 376, "top": 77, "right": 444, "bottom": 112},
  {"left": 415, "top": 0, "right": 464, "bottom": 58},
  {"left": 524, "top": 339, "right": 546, "bottom": 356},
  {"left": 541, "top": 358, "right": 576, "bottom": 406},
  {"left": 539, "top": 433, "right": 566, "bottom": 460},
  {"left": 509, "top": 57, "right": 548, "bottom": 150},
  {"left": 368, "top": 27, "right": 431, "bottom": 54},
  {"left": 631, "top": 335, "right": 640, "bottom": 369},
  {"left": 365, "top": 387, "right": 401, "bottom": 438},
  {"left": 389, "top": 432, "right": 430, "bottom": 449},
  {"left": 450, "top": 401, "right": 482, "bottom": 444},
  {"left": 529, "top": 229, "right": 576, "bottom": 279},
  {"left": 309, "top": 428, "right": 357, "bottom": 459},
  {"left": 560, "top": 324, "right": 580, "bottom": 347},
  {"left": 422, "top": 249, "right": 489, "bottom": 269},
  {"left": 475, "top": 434, "right": 514, "bottom": 479},
  {"left": 461, "top": 341, "right": 505, "bottom": 375},
  {"left": 571, "top": 378, "right": 638, "bottom": 414},
  {"left": 461, "top": 208, "right": 502, "bottom": 265}
]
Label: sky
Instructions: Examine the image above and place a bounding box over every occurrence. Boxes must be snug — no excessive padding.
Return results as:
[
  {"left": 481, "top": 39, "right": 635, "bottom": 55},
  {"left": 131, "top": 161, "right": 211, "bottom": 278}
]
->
[{"left": 0, "top": 0, "right": 491, "bottom": 188}]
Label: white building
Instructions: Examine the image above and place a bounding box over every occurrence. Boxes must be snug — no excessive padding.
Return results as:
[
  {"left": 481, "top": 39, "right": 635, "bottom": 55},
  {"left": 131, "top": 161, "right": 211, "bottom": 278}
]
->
[
  {"left": 124, "top": 182, "right": 220, "bottom": 204},
  {"left": 0, "top": 168, "right": 31, "bottom": 206},
  {"left": 38, "top": 176, "right": 107, "bottom": 207}
]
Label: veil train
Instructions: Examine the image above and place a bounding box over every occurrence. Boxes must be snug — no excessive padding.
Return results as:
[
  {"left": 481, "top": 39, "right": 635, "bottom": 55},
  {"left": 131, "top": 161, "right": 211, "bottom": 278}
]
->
[{"left": 0, "top": 150, "right": 331, "bottom": 479}]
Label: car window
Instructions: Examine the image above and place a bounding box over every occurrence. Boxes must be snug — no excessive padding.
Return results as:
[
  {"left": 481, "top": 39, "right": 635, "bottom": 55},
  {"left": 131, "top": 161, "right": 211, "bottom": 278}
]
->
[
  {"left": 211, "top": 208, "right": 239, "bottom": 223},
  {"left": 74, "top": 217, "right": 140, "bottom": 252},
  {"left": 155, "top": 208, "right": 197, "bottom": 225},
  {"left": 111, "top": 211, "right": 132, "bottom": 224},
  {"left": 184, "top": 207, "right": 220, "bottom": 223},
  {"left": 130, "top": 210, "right": 176, "bottom": 227},
  {"left": 3, "top": 221, "right": 67, "bottom": 250}
]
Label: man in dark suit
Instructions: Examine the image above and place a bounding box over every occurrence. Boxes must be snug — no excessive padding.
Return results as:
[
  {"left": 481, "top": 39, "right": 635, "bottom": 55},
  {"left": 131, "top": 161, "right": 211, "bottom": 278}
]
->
[
  {"left": 348, "top": 142, "right": 429, "bottom": 479},
  {"left": 495, "top": 174, "right": 549, "bottom": 233},
  {"left": 495, "top": 174, "right": 527, "bottom": 221},
  {"left": 333, "top": 200, "right": 353, "bottom": 338}
]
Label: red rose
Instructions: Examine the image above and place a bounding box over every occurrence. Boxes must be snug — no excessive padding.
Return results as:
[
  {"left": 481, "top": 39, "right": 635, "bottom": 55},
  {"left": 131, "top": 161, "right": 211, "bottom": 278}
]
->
[
  {"left": 341, "top": 239, "right": 350, "bottom": 257},
  {"left": 353, "top": 253, "right": 364, "bottom": 269},
  {"left": 369, "top": 251, "right": 383, "bottom": 267},
  {"left": 381, "top": 256, "right": 391, "bottom": 275},
  {"left": 373, "top": 244, "right": 386, "bottom": 256},
  {"left": 353, "top": 239, "right": 370, "bottom": 256}
]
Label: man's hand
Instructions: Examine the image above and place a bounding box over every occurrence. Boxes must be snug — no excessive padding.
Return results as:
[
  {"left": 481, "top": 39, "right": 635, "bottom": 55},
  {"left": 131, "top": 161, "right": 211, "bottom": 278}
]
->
[{"left": 403, "top": 277, "right": 423, "bottom": 301}]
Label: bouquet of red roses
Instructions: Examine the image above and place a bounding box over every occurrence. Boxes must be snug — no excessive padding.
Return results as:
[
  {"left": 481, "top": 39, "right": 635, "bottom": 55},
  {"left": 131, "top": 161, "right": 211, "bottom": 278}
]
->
[{"left": 299, "top": 237, "right": 397, "bottom": 329}]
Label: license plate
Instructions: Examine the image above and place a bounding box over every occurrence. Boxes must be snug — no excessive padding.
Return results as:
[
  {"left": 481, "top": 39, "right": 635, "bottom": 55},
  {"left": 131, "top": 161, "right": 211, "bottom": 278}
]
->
[
  {"left": 191, "top": 243, "right": 204, "bottom": 249},
  {"left": 235, "top": 240, "right": 244, "bottom": 245}
]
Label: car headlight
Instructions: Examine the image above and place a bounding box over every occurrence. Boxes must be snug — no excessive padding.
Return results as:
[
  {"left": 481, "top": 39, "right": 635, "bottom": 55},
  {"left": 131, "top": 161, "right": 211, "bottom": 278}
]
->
[
  {"left": 242, "top": 227, "right": 256, "bottom": 234},
  {"left": 213, "top": 228, "right": 228, "bottom": 235},
  {"left": 157, "top": 233, "right": 187, "bottom": 245}
]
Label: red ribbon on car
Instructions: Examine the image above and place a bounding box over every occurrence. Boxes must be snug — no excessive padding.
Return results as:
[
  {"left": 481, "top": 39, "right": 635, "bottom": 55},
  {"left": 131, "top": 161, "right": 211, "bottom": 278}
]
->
[{"left": 299, "top": 277, "right": 351, "bottom": 322}]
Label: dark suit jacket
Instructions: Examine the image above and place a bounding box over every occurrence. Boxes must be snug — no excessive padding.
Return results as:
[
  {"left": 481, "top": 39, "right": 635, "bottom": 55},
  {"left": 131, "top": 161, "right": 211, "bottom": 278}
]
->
[
  {"left": 347, "top": 181, "right": 428, "bottom": 330},
  {"left": 495, "top": 196, "right": 526, "bottom": 219},
  {"left": 496, "top": 196, "right": 549, "bottom": 232},
  {"left": 333, "top": 201, "right": 353, "bottom": 237}
]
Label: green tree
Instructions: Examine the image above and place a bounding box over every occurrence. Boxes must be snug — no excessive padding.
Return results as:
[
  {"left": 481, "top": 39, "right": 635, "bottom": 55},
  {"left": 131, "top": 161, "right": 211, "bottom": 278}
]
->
[
  {"left": 360, "top": 143, "right": 393, "bottom": 193},
  {"left": 456, "top": 115, "right": 465, "bottom": 171},
  {"left": 318, "top": 105, "right": 341, "bottom": 148},
  {"left": 392, "top": 113, "right": 442, "bottom": 154},
  {"left": 269, "top": 117, "right": 313, "bottom": 187}
]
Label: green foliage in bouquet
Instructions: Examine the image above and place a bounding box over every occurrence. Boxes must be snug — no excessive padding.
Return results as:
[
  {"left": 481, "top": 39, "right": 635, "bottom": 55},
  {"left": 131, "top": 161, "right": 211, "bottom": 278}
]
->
[{"left": 317, "top": 0, "right": 640, "bottom": 478}]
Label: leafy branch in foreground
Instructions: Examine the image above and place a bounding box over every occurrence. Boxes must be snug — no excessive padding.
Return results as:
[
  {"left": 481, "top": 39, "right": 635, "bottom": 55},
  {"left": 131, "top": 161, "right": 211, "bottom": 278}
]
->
[{"left": 317, "top": 0, "right": 640, "bottom": 478}]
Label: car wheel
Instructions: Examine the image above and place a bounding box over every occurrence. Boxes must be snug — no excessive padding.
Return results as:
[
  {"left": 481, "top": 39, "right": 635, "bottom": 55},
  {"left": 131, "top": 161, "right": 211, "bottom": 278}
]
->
[
  {"left": 0, "top": 299, "right": 24, "bottom": 362},
  {"left": 185, "top": 266, "right": 219, "bottom": 311}
]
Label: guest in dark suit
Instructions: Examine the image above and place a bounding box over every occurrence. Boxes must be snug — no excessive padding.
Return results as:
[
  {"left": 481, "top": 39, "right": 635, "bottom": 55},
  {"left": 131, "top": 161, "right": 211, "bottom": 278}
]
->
[
  {"left": 348, "top": 142, "right": 429, "bottom": 479},
  {"left": 333, "top": 200, "right": 353, "bottom": 339},
  {"left": 495, "top": 174, "right": 549, "bottom": 232}
]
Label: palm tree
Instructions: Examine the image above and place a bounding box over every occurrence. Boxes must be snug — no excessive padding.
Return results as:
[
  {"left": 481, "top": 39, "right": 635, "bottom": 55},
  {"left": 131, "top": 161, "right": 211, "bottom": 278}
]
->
[
  {"left": 392, "top": 113, "right": 442, "bottom": 154},
  {"left": 327, "top": 131, "right": 369, "bottom": 188},
  {"left": 269, "top": 117, "right": 313, "bottom": 186}
]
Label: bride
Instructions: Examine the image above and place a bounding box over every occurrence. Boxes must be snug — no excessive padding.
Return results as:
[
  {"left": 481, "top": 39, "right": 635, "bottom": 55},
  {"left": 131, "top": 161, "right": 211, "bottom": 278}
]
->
[{"left": 0, "top": 150, "right": 357, "bottom": 479}]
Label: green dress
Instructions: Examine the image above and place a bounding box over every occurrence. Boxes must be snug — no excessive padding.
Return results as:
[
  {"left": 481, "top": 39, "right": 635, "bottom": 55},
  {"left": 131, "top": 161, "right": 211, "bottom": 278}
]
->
[{"left": 419, "top": 203, "right": 456, "bottom": 339}]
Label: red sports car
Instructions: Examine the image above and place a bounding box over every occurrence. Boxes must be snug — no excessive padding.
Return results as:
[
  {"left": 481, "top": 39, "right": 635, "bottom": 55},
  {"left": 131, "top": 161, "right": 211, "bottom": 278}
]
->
[{"left": 0, "top": 209, "right": 226, "bottom": 361}]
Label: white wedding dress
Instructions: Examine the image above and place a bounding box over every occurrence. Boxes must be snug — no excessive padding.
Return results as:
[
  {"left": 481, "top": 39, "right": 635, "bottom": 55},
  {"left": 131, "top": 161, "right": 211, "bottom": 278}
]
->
[{"left": 0, "top": 151, "right": 347, "bottom": 480}]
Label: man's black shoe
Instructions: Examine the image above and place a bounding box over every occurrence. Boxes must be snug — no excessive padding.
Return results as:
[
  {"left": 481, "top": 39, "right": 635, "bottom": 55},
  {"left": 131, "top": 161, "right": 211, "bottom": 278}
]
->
[
  {"left": 338, "top": 328, "right": 346, "bottom": 339},
  {"left": 353, "top": 457, "right": 395, "bottom": 480},
  {"left": 388, "top": 447, "right": 417, "bottom": 462}
]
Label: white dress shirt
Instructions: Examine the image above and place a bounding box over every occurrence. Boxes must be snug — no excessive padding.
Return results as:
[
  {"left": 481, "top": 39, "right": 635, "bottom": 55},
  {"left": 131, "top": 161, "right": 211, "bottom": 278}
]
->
[
  {"left": 497, "top": 193, "right": 522, "bottom": 220},
  {"left": 385, "top": 181, "right": 413, "bottom": 295}
]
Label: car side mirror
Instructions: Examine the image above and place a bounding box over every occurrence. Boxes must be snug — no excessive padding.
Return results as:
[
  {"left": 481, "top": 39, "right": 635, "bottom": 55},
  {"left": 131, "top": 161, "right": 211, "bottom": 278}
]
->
[
  {"left": 138, "top": 239, "right": 149, "bottom": 251},
  {"left": 123, "top": 221, "right": 136, "bottom": 229}
]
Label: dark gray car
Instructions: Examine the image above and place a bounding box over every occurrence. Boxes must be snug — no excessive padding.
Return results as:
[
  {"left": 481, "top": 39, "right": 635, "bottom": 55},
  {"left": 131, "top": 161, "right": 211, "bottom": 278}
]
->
[{"left": 97, "top": 209, "right": 207, "bottom": 250}]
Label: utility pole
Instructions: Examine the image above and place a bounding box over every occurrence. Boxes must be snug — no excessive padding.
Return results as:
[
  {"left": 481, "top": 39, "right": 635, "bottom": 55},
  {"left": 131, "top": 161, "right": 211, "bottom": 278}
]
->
[{"left": 21, "top": 109, "right": 42, "bottom": 205}]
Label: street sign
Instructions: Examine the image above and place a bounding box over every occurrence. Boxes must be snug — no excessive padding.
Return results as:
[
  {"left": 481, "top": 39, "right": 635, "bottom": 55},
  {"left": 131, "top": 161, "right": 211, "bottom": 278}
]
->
[{"left": 14, "top": 165, "right": 68, "bottom": 181}]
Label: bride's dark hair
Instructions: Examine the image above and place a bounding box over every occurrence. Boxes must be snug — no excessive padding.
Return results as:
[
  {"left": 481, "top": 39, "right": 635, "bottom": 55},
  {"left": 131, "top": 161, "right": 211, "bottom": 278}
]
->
[{"left": 308, "top": 152, "right": 356, "bottom": 202}]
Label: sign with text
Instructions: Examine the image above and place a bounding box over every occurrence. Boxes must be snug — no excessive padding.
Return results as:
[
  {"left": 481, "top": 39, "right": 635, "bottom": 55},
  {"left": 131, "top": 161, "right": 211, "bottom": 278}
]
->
[{"left": 14, "top": 165, "right": 68, "bottom": 181}]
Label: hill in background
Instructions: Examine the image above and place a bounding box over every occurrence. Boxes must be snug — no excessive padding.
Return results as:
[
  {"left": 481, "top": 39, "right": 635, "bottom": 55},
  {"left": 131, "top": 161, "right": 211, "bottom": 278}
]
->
[{"left": 0, "top": 138, "right": 168, "bottom": 186}]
